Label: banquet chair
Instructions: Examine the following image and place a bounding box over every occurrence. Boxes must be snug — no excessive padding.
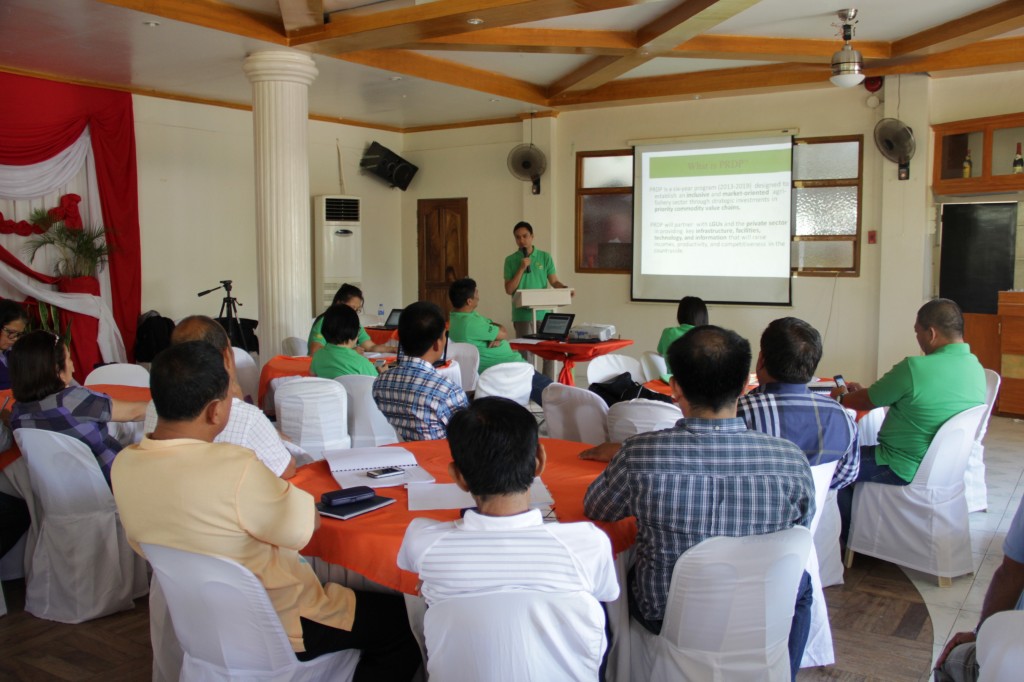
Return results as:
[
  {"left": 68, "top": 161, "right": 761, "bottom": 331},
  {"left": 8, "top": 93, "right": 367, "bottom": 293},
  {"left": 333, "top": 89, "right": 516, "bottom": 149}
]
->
[
  {"left": 13, "top": 429, "right": 148, "bottom": 623},
  {"left": 641, "top": 351, "right": 668, "bottom": 382},
  {"left": 856, "top": 406, "right": 887, "bottom": 447},
  {"left": 630, "top": 526, "right": 812, "bottom": 682},
  {"left": 85, "top": 362, "right": 150, "bottom": 387},
  {"left": 447, "top": 342, "right": 480, "bottom": 393},
  {"left": 965, "top": 369, "right": 1001, "bottom": 513},
  {"left": 587, "top": 354, "right": 645, "bottom": 385},
  {"left": 141, "top": 543, "right": 359, "bottom": 682},
  {"left": 335, "top": 375, "right": 399, "bottom": 447},
  {"left": 283, "top": 336, "right": 307, "bottom": 357},
  {"left": 232, "top": 347, "right": 260, "bottom": 403},
  {"left": 977, "top": 610, "right": 1024, "bottom": 682},
  {"left": 475, "top": 363, "right": 534, "bottom": 406},
  {"left": 845, "top": 404, "right": 987, "bottom": 586},
  {"left": 541, "top": 383, "right": 609, "bottom": 444},
  {"left": 274, "top": 378, "right": 350, "bottom": 460},
  {"left": 424, "top": 591, "right": 606, "bottom": 682},
  {"left": 813, "top": 490, "right": 845, "bottom": 588},
  {"left": 800, "top": 461, "right": 839, "bottom": 669},
  {"left": 606, "top": 399, "right": 682, "bottom": 442}
]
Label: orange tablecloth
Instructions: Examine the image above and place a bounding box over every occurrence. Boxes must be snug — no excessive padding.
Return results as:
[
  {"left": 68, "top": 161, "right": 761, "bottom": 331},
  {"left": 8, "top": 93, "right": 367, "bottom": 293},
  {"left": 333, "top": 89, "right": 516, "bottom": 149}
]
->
[
  {"left": 291, "top": 438, "right": 636, "bottom": 595},
  {"left": 257, "top": 355, "right": 313, "bottom": 409},
  {"left": 508, "top": 339, "right": 634, "bottom": 385},
  {"left": 0, "top": 384, "right": 152, "bottom": 471},
  {"left": 364, "top": 327, "right": 399, "bottom": 346}
]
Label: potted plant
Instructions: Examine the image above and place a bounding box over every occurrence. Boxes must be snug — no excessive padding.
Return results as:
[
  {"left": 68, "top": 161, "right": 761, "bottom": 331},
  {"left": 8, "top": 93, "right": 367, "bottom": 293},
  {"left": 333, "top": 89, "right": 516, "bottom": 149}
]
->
[{"left": 23, "top": 208, "right": 110, "bottom": 279}]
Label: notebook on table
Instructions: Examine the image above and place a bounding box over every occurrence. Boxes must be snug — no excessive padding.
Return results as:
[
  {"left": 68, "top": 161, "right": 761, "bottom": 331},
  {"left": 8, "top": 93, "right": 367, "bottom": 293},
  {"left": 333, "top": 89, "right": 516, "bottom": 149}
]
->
[
  {"left": 522, "top": 313, "right": 575, "bottom": 341},
  {"left": 316, "top": 495, "right": 396, "bottom": 520},
  {"left": 323, "top": 446, "right": 435, "bottom": 488}
]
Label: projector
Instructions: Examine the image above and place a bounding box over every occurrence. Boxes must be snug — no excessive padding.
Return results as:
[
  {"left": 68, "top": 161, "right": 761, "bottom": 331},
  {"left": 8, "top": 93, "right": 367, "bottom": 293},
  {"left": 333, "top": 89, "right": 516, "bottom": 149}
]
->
[{"left": 569, "top": 323, "right": 617, "bottom": 342}]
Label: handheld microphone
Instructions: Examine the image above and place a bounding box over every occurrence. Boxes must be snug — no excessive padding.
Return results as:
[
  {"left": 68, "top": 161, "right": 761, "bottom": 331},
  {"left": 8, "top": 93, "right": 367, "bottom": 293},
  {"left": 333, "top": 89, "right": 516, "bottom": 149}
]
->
[{"left": 521, "top": 246, "right": 531, "bottom": 274}]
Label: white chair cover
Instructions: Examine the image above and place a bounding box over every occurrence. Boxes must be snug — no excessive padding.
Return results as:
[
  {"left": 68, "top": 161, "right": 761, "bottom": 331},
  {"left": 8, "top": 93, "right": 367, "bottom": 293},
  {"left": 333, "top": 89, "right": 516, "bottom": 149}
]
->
[
  {"left": 282, "top": 336, "right": 307, "bottom": 357},
  {"left": 141, "top": 543, "right": 359, "bottom": 682},
  {"left": 232, "top": 348, "right": 260, "bottom": 404},
  {"left": 977, "top": 610, "right": 1024, "bottom": 682},
  {"left": 424, "top": 591, "right": 606, "bottom": 682},
  {"left": 274, "top": 378, "right": 350, "bottom": 460},
  {"left": 630, "top": 526, "right": 813, "bottom": 682},
  {"left": 587, "top": 354, "right": 645, "bottom": 385},
  {"left": 541, "top": 383, "right": 610, "bottom": 445},
  {"left": 966, "top": 369, "right": 1001, "bottom": 513},
  {"left": 149, "top": 575, "right": 184, "bottom": 682},
  {"left": 813, "top": 490, "right": 845, "bottom": 587},
  {"left": 641, "top": 351, "right": 668, "bottom": 382},
  {"left": 847, "top": 405, "right": 988, "bottom": 580},
  {"left": 801, "top": 461, "right": 838, "bottom": 669},
  {"left": 335, "top": 375, "right": 399, "bottom": 447},
  {"left": 436, "top": 359, "right": 463, "bottom": 389},
  {"left": 13, "top": 428, "right": 147, "bottom": 623},
  {"left": 607, "top": 399, "right": 682, "bottom": 442},
  {"left": 856, "top": 406, "right": 887, "bottom": 447},
  {"left": 447, "top": 342, "right": 480, "bottom": 392},
  {"left": 84, "top": 362, "right": 150, "bottom": 387},
  {"left": 475, "top": 363, "right": 534, "bottom": 406}
]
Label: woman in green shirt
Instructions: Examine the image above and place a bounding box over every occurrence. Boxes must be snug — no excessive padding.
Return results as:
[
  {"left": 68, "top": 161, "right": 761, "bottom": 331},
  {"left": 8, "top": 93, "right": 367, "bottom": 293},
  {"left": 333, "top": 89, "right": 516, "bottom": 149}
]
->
[
  {"left": 656, "top": 296, "right": 708, "bottom": 357},
  {"left": 310, "top": 305, "right": 380, "bottom": 379},
  {"left": 308, "top": 283, "right": 391, "bottom": 355}
]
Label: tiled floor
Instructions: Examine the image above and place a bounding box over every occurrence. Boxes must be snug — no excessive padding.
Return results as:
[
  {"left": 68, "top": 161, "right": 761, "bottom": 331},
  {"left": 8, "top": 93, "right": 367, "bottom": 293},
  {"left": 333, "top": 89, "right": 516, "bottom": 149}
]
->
[{"left": 907, "top": 415, "right": 1024, "bottom": 669}]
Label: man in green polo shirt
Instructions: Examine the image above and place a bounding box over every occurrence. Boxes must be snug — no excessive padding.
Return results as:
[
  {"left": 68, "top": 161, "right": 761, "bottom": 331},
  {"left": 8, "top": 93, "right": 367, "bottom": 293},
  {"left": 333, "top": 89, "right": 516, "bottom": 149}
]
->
[
  {"left": 834, "top": 298, "right": 986, "bottom": 541},
  {"left": 449, "top": 278, "right": 553, "bottom": 405}
]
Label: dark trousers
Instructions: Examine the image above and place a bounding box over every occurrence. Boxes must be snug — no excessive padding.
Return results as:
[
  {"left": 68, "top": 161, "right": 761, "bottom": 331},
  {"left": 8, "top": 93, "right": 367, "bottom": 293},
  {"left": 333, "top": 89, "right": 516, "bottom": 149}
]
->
[
  {"left": 838, "top": 445, "right": 911, "bottom": 544},
  {"left": 297, "top": 590, "right": 421, "bottom": 682},
  {"left": 531, "top": 371, "right": 554, "bottom": 405},
  {"left": 0, "top": 491, "right": 29, "bottom": 559}
]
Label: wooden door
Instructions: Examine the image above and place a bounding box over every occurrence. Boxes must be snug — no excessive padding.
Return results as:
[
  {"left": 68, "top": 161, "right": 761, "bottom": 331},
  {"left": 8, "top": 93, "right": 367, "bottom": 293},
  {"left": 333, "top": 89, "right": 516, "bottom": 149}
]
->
[{"left": 417, "top": 198, "right": 468, "bottom": 317}]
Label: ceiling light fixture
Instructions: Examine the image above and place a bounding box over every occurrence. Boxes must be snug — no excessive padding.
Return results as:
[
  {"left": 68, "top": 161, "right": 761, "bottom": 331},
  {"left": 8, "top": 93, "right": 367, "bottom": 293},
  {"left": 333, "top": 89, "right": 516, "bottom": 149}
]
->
[
  {"left": 830, "top": 9, "right": 865, "bottom": 88},
  {"left": 466, "top": 17, "right": 484, "bottom": 25},
  {"left": 143, "top": 20, "right": 160, "bottom": 27}
]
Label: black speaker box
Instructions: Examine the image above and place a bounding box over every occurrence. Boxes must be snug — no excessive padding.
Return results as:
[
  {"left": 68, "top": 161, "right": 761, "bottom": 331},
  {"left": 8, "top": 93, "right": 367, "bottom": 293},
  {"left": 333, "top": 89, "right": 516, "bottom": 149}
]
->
[{"left": 360, "top": 141, "right": 418, "bottom": 191}]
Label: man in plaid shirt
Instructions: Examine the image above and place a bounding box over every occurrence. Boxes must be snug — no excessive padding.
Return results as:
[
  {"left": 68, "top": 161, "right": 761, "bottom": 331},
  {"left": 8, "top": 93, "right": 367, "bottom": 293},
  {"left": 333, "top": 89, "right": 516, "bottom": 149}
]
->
[{"left": 584, "top": 325, "right": 815, "bottom": 678}]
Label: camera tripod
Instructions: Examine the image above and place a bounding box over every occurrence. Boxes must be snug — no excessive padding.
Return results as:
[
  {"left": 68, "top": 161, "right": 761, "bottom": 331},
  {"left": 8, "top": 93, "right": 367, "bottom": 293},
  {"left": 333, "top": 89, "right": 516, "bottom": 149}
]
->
[{"left": 197, "top": 279, "right": 252, "bottom": 353}]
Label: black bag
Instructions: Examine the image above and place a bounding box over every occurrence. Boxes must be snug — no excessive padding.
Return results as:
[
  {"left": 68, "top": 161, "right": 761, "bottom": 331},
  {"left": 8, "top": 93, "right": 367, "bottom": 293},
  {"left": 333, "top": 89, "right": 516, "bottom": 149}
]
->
[
  {"left": 133, "top": 312, "right": 175, "bottom": 362},
  {"left": 588, "top": 371, "right": 674, "bottom": 407}
]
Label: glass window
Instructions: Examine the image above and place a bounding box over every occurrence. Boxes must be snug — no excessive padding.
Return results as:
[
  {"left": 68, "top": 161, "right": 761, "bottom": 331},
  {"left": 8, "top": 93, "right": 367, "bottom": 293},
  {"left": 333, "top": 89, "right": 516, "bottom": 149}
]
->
[{"left": 576, "top": 150, "right": 633, "bottom": 273}]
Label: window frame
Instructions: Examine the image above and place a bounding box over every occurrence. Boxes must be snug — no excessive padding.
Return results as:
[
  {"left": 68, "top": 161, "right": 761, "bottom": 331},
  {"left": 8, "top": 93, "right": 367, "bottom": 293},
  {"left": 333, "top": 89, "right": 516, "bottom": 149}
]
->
[{"left": 574, "top": 149, "right": 633, "bottom": 274}]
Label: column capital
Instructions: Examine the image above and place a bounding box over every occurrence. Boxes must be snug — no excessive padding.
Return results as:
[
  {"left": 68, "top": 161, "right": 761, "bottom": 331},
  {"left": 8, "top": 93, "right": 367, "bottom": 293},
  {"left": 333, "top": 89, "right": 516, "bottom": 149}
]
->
[{"left": 243, "top": 51, "right": 318, "bottom": 86}]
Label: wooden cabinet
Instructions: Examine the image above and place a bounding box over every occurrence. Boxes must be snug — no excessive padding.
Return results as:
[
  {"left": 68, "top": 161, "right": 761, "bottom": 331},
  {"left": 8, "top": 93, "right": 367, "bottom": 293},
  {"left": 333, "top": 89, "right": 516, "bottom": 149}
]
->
[
  {"left": 998, "top": 292, "right": 1024, "bottom": 416},
  {"left": 933, "top": 112, "right": 1024, "bottom": 195}
]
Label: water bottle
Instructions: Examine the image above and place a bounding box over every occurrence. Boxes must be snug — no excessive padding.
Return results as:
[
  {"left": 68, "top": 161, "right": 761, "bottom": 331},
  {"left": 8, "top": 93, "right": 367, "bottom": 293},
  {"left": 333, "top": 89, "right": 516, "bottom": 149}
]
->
[{"left": 377, "top": 302, "right": 385, "bottom": 325}]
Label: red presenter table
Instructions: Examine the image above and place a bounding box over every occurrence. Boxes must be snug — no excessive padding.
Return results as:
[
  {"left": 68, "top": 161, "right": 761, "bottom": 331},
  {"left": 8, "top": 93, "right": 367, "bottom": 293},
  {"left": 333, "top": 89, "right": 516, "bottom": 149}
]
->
[{"left": 508, "top": 339, "right": 634, "bottom": 386}]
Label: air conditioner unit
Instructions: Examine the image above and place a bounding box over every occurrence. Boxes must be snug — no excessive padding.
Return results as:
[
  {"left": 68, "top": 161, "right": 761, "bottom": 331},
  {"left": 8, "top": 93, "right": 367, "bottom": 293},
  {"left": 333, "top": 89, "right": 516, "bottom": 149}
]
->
[{"left": 313, "top": 195, "right": 361, "bottom": 315}]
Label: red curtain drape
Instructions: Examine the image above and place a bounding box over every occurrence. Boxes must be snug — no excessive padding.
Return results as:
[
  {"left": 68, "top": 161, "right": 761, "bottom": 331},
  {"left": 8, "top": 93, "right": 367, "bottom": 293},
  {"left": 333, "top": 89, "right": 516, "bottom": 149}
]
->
[{"left": 0, "top": 72, "right": 141, "bottom": 361}]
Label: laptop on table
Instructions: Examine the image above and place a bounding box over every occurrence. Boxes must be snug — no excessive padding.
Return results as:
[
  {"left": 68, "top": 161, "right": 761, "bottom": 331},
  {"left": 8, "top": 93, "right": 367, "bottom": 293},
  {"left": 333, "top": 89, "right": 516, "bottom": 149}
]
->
[
  {"left": 523, "top": 313, "right": 575, "bottom": 341},
  {"left": 372, "top": 308, "right": 403, "bottom": 330}
]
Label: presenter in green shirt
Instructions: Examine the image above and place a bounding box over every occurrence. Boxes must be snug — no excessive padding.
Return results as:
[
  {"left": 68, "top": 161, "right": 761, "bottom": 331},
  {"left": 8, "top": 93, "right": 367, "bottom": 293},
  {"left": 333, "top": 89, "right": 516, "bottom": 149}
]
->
[
  {"left": 503, "top": 221, "right": 570, "bottom": 375},
  {"left": 449, "top": 278, "right": 553, "bottom": 405},
  {"left": 310, "top": 305, "right": 380, "bottom": 380}
]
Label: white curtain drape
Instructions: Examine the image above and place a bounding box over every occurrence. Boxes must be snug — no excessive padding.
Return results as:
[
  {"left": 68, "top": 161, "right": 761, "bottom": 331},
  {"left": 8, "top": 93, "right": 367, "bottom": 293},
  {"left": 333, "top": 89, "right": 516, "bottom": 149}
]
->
[{"left": 0, "top": 128, "right": 124, "bottom": 362}]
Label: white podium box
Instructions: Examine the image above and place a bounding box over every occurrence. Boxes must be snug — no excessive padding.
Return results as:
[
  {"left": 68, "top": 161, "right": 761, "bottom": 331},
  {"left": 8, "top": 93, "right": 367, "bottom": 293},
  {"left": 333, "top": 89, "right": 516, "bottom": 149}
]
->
[{"left": 513, "top": 288, "right": 572, "bottom": 310}]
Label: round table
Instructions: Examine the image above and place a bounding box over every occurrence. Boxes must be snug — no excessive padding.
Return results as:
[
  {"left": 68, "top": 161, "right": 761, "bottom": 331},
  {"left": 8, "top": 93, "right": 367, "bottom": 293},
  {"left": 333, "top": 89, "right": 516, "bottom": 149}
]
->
[{"left": 508, "top": 339, "right": 634, "bottom": 386}]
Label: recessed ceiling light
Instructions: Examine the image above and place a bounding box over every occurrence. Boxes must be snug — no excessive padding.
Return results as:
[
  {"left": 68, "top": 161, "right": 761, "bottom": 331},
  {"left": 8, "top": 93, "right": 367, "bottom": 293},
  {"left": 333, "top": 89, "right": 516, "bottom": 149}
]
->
[
  {"left": 490, "top": 98, "right": 501, "bottom": 103},
  {"left": 143, "top": 20, "right": 160, "bottom": 27},
  {"left": 389, "top": 76, "right": 403, "bottom": 81},
  {"left": 467, "top": 17, "right": 484, "bottom": 25}
]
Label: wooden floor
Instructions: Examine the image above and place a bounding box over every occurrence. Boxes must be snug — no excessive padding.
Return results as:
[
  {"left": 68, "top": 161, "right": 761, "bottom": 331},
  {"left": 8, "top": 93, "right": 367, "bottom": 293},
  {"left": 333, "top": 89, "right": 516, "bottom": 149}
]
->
[{"left": 0, "top": 553, "right": 933, "bottom": 682}]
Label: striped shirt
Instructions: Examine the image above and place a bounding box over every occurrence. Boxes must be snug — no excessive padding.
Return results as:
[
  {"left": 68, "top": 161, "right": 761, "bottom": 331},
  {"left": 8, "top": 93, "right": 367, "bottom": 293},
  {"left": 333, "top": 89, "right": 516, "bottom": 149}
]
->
[
  {"left": 737, "top": 382, "right": 860, "bottom": 489},
  {"left": 372, "top": 356, "right": 469, "bottom": 441},
  {"left": 398, "top": 509, "right": 619, "bottom": 606},
  {"left": 584, "top": 417, "right": 814, "bottom": 623}
]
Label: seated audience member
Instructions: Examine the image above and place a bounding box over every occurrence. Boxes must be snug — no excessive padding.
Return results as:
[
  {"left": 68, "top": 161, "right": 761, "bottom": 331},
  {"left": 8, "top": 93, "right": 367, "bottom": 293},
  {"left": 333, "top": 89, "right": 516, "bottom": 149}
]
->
[
  {"left": 113, "top": 341, "right": 421, "bottom": 679},
  {"left": 834, "top": 298, "right": 986, "bottom": 540},
  {"left": 10, "top": 331, "right": 147, "bottom": 485},
  {"left": 309, "top": 283, "right": 391, "bottom": 355},
  {"left": 398, "top": 397, "right": 618, "bottom": 677},
  {"left": 373, "top": 302, "right": 469, "bottom": 441},
  {"left": 737, "top": 317, "right": 859, "bottom": 489},
  {"left": 142, "top": 315, "right": 296, "bottom": 479},
  {"left": 310, "top": 305, "right": 379, "bottom": 380},
  {"left": 584, "top": 326, "right": 815, "bottom": 678},
  {"left": 656, "top": 295, "right": 707, "bottom": 357},
  {"left": 0, "top": 299, "right": 28, "bottom": 390},
  {"left": 935, "top": 496, "right": 1024, "bottom": 682},
  {"left": 448, "top": 277, "right": 553, "bottom": 404}
]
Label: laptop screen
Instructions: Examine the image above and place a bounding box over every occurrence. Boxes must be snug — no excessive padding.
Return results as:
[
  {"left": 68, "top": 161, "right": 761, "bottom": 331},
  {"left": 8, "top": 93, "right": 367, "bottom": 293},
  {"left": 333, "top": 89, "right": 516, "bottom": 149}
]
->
[
  {"left": 384, "top": 309, "right": 403, "bottom": 327},
  {"left": 539, "top": 313, "right": 574, "bottom": 336}
]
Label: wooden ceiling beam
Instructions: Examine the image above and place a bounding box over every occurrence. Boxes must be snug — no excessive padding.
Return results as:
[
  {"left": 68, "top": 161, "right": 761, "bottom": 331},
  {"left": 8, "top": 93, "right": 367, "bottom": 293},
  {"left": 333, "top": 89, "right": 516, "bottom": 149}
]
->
[
  {"left": 892, "top": 0, "right": 1024, "bottom": 57},
  {"left": 278, "top": 0, "right": 324, "bottom": 35},
  {"left": 872, "top": 37, "right": 1024, "bottom": 76},
  {"left": 338, "top": 49, "right": 549, "bottom": 107},
  {"left": 291, "top": 0, "right": 650, "bottom": 53},
  {"left": 409, "top": 28, "right": 634, "bottom": 55},
  {"left": 97, "top": 0, "right": 287, "bottom": 44}
]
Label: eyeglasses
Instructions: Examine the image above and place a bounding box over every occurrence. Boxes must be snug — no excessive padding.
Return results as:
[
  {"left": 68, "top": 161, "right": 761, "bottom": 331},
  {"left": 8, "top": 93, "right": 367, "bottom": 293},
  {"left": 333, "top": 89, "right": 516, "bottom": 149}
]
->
[{"left": 2, "top": 326, "right": 24, "bottom": 340}]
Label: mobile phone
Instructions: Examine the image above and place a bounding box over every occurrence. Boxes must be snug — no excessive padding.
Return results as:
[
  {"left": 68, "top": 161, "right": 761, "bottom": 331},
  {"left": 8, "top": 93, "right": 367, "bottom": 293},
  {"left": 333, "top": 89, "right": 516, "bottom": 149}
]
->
[
  {"left": 366, "top": 467, "right": 404, "bottom": 479},
  {"left": 321, "top": 487, "right": 376, "bottom": 507},
  {"left": 833, "top": 375, "right": 847, "bottom": 389}
]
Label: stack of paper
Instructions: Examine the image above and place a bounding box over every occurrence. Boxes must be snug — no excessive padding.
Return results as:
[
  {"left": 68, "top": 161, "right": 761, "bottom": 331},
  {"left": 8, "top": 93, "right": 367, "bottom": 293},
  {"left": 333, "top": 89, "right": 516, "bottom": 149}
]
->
[
  {"left": 406, "top": 477, "right": 554, "bottom": 511},
  {"left": 323, "top": 447, "right": 436, "bottom": 489}
]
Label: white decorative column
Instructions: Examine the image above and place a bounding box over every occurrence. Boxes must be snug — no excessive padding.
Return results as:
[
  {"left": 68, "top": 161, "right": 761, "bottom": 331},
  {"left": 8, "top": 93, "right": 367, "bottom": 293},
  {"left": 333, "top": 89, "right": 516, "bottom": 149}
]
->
[{"left": 243, "top": 51, "right": 318, "bottom": 363}]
